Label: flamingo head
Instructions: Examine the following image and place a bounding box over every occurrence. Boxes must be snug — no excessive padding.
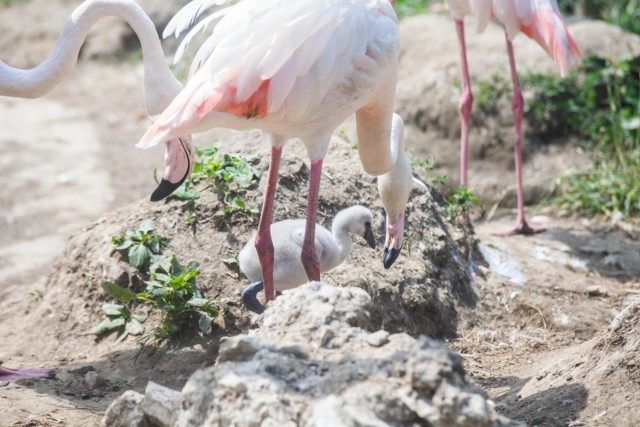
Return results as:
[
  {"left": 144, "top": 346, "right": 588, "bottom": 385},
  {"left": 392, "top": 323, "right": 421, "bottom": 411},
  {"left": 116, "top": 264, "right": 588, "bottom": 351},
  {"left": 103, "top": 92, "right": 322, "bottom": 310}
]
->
[{"left": 150, "top": 136, "right": 195, "bottom": 202}]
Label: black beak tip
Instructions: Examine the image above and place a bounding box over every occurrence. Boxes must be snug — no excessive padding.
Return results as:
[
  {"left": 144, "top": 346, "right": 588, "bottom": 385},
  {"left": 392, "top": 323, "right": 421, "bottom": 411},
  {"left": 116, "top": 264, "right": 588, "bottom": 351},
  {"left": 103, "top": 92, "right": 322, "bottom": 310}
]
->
[
  {"left": 150, "top": 179, "right": 181, "bottom": 202},
  {"left": 383, "top": 247, "right": 401, "bottom": 269},
  {"left": 364, "top": 226, "right": 377, "bottom": 249}
]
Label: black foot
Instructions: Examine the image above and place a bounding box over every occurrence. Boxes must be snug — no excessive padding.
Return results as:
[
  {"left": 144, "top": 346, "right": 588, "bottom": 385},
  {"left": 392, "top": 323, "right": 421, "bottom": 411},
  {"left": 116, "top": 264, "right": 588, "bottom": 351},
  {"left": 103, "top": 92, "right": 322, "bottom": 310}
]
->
[
  {"left": 383, "top": 247, "right": 401, "bottom": 269},
  {"left": 241, "top": 281, "right": 265, "bottom": 314}
]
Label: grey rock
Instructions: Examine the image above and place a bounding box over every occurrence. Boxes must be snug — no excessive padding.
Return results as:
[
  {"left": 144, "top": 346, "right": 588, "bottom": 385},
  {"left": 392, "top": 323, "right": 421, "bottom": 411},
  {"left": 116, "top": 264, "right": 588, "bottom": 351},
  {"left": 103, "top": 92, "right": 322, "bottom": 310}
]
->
[
  {"left": 142, "top": 382, "right": 181, "bottom": 427},
  {"left": 102, "top": 390, "right": 148, "bottom": 427}
]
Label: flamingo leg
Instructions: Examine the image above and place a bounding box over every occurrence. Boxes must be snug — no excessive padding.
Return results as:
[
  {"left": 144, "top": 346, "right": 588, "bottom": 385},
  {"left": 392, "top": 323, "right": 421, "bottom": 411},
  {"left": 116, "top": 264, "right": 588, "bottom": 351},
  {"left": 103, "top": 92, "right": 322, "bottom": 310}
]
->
[
  {"left": 254, "top": 145, "right": 283, "bottom": 305},
  {"left": 455, "top": 18, "right": 473, "bottom": 188},
  {"left": 504, "top": 36, "right": 541, "bottom": 235},
  {"left": 0, "top": 366, "right": 54, "bottom": 381},
  {"left": 300, "top": 159, "right": 323, "bottom": 281}
]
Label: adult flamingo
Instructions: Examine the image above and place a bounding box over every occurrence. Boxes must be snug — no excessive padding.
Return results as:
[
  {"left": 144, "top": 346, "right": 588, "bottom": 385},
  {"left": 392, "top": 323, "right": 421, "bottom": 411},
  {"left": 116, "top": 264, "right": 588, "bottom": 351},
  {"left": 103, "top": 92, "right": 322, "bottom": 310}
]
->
[
  {"left": 443, "top": 0, "right": 582, "bottom": 234},
  {"left": 139, "top": 0, "right": 411, "bottom": 305},
  {"left": 0, "top": 0, "right": 195, "bottom": 201}
]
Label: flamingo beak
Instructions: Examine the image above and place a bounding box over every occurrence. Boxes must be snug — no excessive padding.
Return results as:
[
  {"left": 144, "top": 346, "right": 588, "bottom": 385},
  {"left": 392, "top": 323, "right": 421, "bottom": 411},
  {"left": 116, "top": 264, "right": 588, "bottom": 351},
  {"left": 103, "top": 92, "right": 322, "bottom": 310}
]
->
[
  {"left": 364, "top": 222, "right": 376, "bottom": 249},
  {"left": 150, "top": 136, "right": 194, "bottom": 202},
  {"left": 383, "top": 215, "right": 405, "bottom": 269}
]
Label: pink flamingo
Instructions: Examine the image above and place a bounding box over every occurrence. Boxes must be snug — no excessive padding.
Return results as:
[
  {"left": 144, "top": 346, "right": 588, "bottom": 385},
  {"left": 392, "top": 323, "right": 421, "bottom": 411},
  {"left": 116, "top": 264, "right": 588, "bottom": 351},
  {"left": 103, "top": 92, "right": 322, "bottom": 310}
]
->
[
  {"left": 139, "top": 0, "right": 412, "bottom": 306},
  {"left": 442, "top": 0, "right": 582, "bottom": 234}
]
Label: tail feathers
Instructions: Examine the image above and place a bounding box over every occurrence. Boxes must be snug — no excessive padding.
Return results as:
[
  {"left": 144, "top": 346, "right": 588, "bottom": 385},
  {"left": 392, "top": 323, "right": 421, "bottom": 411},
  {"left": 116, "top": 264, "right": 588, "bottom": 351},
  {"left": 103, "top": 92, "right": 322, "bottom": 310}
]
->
[{"left": 520, "top": 10, "right": 582, "bottom": 77}]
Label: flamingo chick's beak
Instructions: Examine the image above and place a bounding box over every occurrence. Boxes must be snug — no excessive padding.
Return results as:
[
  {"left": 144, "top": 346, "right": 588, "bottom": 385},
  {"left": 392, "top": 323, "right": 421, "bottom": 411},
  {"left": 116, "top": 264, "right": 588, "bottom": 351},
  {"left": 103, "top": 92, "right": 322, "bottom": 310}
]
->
[
  {"left": 364, "top": 222, "right": 376, "bottom": 249},
  {"left": 150, "top": 136, "right": 194, "bottom": 202},
  {"left": 383, "top": 215, "right": 405, "bottom": 269}
]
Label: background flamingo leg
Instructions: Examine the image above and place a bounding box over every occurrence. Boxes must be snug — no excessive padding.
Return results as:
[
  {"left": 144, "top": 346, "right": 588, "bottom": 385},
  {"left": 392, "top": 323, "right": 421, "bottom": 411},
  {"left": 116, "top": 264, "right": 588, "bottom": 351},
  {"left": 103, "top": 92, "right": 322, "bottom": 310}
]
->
[
  {"left": 300, "top": 159, "right": 323, "bottom": 281},
  {"left": 505, "top": 36, "right": 541, "bottom": 235},
  {"left": 455, "top": 18, "right": 473, "bottom": 188},
  {"left": 254, "top": 145, "right": 283, "bottom": 304}
]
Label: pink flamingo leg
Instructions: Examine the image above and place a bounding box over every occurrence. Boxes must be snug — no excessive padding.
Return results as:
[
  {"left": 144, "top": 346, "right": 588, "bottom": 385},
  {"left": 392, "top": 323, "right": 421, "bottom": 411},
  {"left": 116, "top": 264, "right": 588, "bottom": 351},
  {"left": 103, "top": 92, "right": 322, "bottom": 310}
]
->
[
  {"left": 0, "top": 366, "right": 53, "bottom": 381},
  {"left": 504, "top": 36, "right": 541, "bottom": 235},
  {"left": 300, "top": 159, "right": 323, "bottom": 281},
  {"left": 455, "top": 19, "right": 473, "bottom": 187},
  {"left": 254, "top": 145, "right": 283, "bottom": 304}
]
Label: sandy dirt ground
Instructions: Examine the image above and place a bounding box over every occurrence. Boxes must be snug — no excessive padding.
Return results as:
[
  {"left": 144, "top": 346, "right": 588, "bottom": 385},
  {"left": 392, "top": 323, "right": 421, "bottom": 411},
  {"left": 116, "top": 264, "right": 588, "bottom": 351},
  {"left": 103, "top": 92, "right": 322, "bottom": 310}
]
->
[{"left": 1, "top": 1, "right": 640, "bottom": 426}]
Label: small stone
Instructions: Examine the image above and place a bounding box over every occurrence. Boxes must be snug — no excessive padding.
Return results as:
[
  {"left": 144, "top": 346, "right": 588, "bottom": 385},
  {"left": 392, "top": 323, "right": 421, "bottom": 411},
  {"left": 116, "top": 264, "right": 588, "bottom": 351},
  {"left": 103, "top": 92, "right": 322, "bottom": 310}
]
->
[
  {"left": 366, "top": 330, "right": 390, "bottom": 347},
  {"left": 85, "top": 371, "right": 105, "bottom": 391},
  {"left": 70, "top": 365, "right": 96, "bottom": 375}
]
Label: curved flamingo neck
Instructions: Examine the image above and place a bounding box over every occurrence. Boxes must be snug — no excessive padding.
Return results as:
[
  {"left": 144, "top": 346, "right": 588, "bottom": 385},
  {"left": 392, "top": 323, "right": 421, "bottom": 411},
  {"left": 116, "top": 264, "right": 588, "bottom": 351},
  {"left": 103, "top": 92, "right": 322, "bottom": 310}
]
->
[
  {"left": 331, "top": 214, "right": 356, "bottom": 265},
  {"left": 0, "top": 0, "right": 181, "bottom": 115}
]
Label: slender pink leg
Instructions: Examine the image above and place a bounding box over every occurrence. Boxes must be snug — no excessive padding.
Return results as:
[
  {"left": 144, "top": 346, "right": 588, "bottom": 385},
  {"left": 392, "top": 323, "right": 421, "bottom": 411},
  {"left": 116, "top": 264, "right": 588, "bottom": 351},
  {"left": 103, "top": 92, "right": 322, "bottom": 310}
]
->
[
  {"left": 504, "top": 36, "right": 541, "bottom": 235},
  {"left": 455, "top": 19, "right": 473, "bottom": 187},
  {"left": 254, "top": 146, "right": 283, "bottom": 303},
  {"left": 300, "top": 159, "right": 323, "bottom": 281}
]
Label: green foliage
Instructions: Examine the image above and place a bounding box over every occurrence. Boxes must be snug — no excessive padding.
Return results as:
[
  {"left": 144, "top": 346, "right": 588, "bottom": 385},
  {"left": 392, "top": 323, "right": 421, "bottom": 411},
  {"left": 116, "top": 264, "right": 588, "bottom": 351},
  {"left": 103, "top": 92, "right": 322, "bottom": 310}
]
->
[
  {"left": 98, "top": 256, "right": 221, "bottom": 343},
  {"left": 557, "top": 0, "right": 640, "bottom": 35},
  {"left": 111, "top": 219, "right": 169, "bottom": 269},
  {"left": 169, "top": 143, "right": 260, "bottom": 214},
  {"left": 139, "top": 256, "right": 221, "bottom": 340},
  {"left": 93, "top": 299, "right": 147, "bottom": 344},
  {"left": 99, "top": 220, "right": 222, "bottom": 343},
  {"left": 409, "top": 152, "right": 448, "bottom": 185},
  {"left": 444, "top": 185, "right": 482, "bottom": 222},
  {"left": 393, "top": 0, "right": 428, "bottom": 17}
]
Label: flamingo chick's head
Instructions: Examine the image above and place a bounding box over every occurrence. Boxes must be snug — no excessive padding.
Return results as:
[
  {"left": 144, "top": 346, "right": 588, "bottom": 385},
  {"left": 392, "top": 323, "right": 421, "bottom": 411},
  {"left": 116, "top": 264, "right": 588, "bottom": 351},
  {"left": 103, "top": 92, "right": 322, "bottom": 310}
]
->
[
  {"left": 150, "top": 136, "right": 195, "bottom": 202},
  {"left": 377, "top": 113, "right": 412, "bottom": 269}
]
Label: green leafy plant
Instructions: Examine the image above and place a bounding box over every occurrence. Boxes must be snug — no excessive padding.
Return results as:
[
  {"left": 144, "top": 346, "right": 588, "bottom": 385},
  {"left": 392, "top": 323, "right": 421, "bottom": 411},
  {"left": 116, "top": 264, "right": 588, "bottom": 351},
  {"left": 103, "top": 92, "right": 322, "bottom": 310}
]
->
[
  {"left": 444, "top": 185, "right": 483, "bottom": 222},
  {"left": 140, "top": 256, "right": 221, "bottom": 340},
  {"left": 169, "top": 143, "right": 260, "bottom": 214},
  {"left": 93, "top": 281, "right": 147, "bottom": 344},
  {"left": 111, "top": 219, "right": 169, "bottom": 269},
  {"left": 98, "top": 256, "right": 221, "bottom": 343}
]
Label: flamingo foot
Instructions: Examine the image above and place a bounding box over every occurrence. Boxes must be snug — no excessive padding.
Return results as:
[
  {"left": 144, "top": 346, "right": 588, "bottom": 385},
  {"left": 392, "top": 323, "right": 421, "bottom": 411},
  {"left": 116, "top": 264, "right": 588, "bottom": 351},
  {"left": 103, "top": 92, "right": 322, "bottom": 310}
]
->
[
  {"left": 241, "top": 281, "right": 265, "bottom": 314},
  {"left": 497, "top": 220, "right": 544, "bottom": 236},
  {"left": 0, "top": 367, "right": 55, "bottom": 382}
]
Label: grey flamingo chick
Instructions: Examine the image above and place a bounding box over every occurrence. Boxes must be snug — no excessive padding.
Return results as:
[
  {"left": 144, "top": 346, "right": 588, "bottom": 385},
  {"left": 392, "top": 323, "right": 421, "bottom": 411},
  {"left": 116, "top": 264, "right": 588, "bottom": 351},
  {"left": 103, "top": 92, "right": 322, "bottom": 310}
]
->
[
  {"left": 0, "top": 366, "right": 53, "bottom": 382},
  {"left": 239, "top": 205, "right": 376, "bottom": 313}
]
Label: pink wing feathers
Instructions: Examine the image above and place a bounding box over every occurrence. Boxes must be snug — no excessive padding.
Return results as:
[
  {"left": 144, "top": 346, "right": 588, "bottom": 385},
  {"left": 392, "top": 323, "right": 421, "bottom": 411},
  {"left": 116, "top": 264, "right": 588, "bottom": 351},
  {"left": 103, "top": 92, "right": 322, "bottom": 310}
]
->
[
  {"left": 513, "top": 0, "right": 581, "bottom": 76},
  {"left": 137, "top": 0, "right": 388, "bottom": 149},
  {"left": 446, "top": 0, "right": 581, "bottom": 76}
]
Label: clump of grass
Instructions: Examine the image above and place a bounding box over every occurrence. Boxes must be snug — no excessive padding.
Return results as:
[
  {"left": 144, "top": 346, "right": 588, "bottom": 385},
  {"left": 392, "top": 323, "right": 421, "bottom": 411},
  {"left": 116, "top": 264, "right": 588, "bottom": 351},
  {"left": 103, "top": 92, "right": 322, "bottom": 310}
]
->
[
  {"left": 409, "top": 152, "right": 448, "bottom": 185},
  {"left": 168, "top": 143, "right": 260, "bottom": 215},
  {"left": 445, "top": 185, "right": 483, "bottom": 223}
]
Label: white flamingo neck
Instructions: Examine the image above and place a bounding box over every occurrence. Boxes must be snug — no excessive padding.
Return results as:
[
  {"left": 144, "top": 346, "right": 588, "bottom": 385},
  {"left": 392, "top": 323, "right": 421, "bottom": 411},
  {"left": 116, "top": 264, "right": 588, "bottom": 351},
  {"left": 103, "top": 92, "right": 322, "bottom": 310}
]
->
[
  {"left": 331, "top": 216, "right": 356, "bottom": 265},
  {"left": 0, "top": 0, "right": 181, "bottom": 115}
]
